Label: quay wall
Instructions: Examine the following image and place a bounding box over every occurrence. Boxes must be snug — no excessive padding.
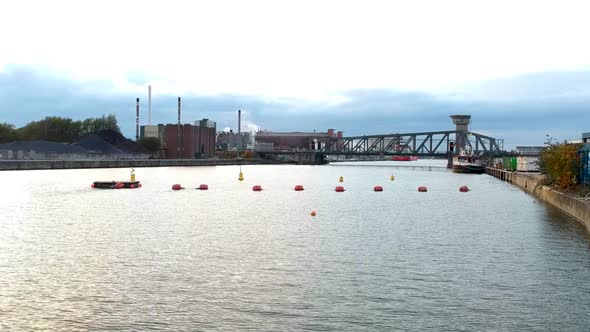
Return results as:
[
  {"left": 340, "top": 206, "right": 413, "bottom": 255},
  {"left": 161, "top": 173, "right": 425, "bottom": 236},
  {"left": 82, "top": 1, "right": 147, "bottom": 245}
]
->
[
  {"left": 0, "top": 159, "right": 291, "bottom": 171},
  {"left": 486, "top": 168, "right": 590, "bottom": 233}
]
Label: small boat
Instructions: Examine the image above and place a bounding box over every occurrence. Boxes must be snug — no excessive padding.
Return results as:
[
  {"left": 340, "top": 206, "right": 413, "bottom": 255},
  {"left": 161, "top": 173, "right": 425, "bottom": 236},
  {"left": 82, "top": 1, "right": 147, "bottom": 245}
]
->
[
  {"left": 452, "top": 163, "right": 485, "bottom": 174},
  {"left": 392, "top": 155, "right": 418, "bottom": 161},
  {"left": 452, "top": 154, "right": 485, "bottom": 174}
]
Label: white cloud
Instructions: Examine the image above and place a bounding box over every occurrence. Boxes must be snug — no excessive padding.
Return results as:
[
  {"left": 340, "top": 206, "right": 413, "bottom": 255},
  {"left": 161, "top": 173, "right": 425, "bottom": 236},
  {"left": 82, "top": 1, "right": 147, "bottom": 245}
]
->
[{"left": 1, "top": 0, "right": 589, "bottom": 100}]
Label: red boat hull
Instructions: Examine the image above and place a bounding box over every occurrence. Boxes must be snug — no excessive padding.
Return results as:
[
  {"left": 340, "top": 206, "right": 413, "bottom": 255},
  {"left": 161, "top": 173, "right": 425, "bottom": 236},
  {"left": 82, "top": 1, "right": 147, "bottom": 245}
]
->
[{"left": 392, "top": 156, "right": 418, "bottom": 161}]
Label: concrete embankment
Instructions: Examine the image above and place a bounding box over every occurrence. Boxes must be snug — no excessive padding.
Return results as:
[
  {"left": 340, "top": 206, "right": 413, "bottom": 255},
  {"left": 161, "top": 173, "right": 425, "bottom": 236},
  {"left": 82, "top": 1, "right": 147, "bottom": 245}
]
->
[
  {"left": 0, "top": 159, "right": 293, "bottom": 171},
  {"left": 487, "top": 167, "right": 590, "bottom": 233}
]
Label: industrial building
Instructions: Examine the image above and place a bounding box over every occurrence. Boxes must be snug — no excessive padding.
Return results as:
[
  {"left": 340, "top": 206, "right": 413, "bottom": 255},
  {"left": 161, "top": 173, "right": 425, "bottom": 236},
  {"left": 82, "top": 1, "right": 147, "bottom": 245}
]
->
[
  {"left": 216, "top": 130, "right": 253, "bottom": 151},
  {"left": 140, "top": 119, "right": 216, "bottom": 159},
  {"left": 515, "top": 146, "right": 545, "bottom": 156},
  {"left": 255, "top": 129, "right": 343, "bottom": 151}
]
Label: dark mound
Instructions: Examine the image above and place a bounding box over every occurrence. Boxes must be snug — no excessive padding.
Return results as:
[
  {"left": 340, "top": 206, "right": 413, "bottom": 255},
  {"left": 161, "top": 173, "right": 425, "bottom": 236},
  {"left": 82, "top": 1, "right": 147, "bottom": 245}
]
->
[
  {"left": 94, "top": 130, "right": 148, "bottom": 154},
  {"left": 0, "top": 141, "right": 89, "bottom": 154},
  {"left": 76, "top": 134, "right": 123, "bottom": 154}
]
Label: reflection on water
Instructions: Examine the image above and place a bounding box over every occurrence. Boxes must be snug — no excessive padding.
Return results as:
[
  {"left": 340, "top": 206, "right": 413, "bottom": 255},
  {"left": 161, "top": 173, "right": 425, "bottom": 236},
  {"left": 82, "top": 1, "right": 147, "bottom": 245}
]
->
[{"left": 1, "top": 161, "right": 589, "bottom": 331}]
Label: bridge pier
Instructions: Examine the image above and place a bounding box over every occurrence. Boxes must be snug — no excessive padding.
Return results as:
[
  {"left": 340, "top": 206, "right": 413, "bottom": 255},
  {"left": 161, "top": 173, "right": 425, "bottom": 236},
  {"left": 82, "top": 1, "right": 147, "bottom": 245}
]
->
[{"left": 447, "top": 152, "right": 453, "bottom": 168}]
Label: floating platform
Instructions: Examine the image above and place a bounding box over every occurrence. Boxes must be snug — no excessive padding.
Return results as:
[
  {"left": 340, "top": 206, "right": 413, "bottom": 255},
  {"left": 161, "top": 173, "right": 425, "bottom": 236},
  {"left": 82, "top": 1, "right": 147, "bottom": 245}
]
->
[{"left": 93, "top": 181, "right": 140, "bottom": 189}]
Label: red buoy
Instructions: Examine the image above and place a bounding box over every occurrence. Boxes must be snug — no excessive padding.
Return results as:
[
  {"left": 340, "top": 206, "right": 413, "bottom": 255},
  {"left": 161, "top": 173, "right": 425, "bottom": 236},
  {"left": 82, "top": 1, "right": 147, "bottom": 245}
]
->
[
  {"left": 91, "top": 183, "right": 95, "bottom": 188},
  {"left": 335, "top": 185, "right": 345, "bottom": 192},
  {"left": 459, "top": 185, "right": 470, "bottom": 192},
  {"left": 139, "top": 183, "right": 142, "bottom": 188},
  {"left": 252, "top": 185, "right": 263, "bottom": 191},
  {"left": 115, "top": 182, "right": 124, "bottom": 189},
  {"left": 172, "top": 184, "right": 183, "bottom": 191},
  {"left": 130, "top": 184, "right": 135, "bottom": 189},
  {"left": 294, "top": 185, "right": 304, "bottom": 191},
  {"left": 311, "top": 211, "right": 317, "bottom": 217},
  {"left": 198, "top": 184, "right": 209, "bottom": 190},
  {"left": 374, "top": 185, "right": 383, "bottom": 192},
  {"left": 418, "top": 186, "right": 427, "bottom": 192}
]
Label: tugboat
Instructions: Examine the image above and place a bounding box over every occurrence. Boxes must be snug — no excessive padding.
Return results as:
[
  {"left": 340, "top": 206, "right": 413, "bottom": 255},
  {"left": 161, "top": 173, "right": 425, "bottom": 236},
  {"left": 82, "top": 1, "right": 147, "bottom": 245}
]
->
[{"left": 452, "top": 149, "right": 485, "bottom": 174}]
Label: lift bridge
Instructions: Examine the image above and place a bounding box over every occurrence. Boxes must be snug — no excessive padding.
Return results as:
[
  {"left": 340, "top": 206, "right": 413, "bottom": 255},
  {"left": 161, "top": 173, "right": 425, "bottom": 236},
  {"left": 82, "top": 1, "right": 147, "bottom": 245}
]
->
[
  {"left": 316, "top": 115, "right": 504, "bottom": 159},
  {"left": 318, "top": 130, "right": 503, "bottom": 157},
  {"left": 261, "top": 115, "right": 505, "bottom": 163}
]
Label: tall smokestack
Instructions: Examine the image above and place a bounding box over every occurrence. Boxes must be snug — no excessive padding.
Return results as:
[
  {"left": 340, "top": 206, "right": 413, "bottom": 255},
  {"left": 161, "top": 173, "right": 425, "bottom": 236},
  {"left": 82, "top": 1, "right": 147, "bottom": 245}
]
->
[
  {"left": 148, "top": 85, "right": 152, "bottom": 125},
  {"left": 177, "top": 97, "right": 181, "bottom": 157},
  {"left": 178, "top": 97, "right": 181, "bottom": 124},
  {"left": 238, "top": 109, "right": 242, "bottom": 150},
  {"left": 135, "top": 98, "right": 140, "bottom": 142}
]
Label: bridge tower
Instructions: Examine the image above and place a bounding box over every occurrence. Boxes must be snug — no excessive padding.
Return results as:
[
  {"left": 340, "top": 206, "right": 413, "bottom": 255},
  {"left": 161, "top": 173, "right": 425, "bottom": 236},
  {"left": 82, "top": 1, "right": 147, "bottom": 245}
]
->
[{"left": 450, "top": 115, "right": 471, "bottom": 154}]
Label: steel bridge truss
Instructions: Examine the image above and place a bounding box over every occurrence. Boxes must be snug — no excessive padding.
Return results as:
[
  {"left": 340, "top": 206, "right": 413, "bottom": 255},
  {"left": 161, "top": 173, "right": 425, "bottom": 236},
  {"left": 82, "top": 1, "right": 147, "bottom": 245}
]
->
[{"left": 318, "top": 131, "right": 503, "bottom": 156}]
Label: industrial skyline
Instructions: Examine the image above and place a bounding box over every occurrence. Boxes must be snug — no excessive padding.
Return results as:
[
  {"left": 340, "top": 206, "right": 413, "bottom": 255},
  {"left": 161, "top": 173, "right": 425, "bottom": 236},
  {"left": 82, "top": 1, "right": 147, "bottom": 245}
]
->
[{"left": 1, "top": 1, "right": 589, "bottom": 147}]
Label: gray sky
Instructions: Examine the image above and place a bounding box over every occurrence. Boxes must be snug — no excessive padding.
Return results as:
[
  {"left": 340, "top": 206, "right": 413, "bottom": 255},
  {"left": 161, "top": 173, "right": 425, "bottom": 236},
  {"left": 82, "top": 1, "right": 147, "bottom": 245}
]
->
[{"left": 1, "top": 0, "right": 589, "bottom": 147}]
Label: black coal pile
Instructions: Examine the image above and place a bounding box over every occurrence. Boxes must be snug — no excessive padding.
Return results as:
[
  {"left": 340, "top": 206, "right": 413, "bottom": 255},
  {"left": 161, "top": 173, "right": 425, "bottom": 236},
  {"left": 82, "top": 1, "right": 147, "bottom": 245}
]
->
[
  {"left": 0, "top": 141, "right": 89, "bottom": 154},
  {"left": 94, "top": 130, "right": 148, "bottom": 154},
  {"left": 75, "top": 134, "right": 123, "bottom": 154}
]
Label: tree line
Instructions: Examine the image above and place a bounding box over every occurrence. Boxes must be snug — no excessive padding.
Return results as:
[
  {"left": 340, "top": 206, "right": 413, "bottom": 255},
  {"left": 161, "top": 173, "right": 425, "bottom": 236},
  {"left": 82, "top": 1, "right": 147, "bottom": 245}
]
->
[{"left": 0, "top": 114, "right": 121, "bottom": 144}]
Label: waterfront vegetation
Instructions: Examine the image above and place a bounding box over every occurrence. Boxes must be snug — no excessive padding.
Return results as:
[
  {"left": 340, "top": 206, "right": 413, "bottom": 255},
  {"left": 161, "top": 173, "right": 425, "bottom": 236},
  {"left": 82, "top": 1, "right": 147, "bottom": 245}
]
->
[
  {"left": 137, "top": 137, "right": 161, "bottom": 154},
  {"left": 539, "top": 142, "right": 583, "bottom": 190},
  {"left": 0, "top": 114, "right": 120, "bottom": 144}
]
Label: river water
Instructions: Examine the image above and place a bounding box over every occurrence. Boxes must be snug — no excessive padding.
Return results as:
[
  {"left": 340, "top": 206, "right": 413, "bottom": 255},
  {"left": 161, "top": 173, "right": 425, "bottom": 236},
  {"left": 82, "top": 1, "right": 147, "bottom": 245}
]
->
[{"left": 1, "top": 160, "right": 589, "bottom": 331}]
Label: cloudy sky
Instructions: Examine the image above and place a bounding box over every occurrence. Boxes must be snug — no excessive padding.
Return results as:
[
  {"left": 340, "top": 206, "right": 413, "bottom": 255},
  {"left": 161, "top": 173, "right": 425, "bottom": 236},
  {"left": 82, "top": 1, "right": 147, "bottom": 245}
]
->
[{"left": 1, "top": 0, "right": 589, "bottom": 147}]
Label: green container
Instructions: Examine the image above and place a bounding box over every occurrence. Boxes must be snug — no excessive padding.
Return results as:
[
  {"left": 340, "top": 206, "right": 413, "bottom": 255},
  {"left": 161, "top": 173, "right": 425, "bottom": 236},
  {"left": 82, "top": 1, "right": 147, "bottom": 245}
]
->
[{"left": 502, "top": 157, "right": 517, "bottom": 171}]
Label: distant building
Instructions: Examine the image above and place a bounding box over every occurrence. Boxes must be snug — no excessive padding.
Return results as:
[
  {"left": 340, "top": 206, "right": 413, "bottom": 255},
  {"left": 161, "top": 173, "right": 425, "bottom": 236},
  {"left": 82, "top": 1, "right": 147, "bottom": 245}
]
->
[
  {"left": 255, "top": 129, "right": 343, "bottom": 151},
  {"left": 196, "top": 119, "right": 216, "bottom": 129},
  {"left": 141, "top": 119, "right": 216, "bottom": 159},
  {"left": 140, "top": 124, "right": 167, "bottom": 149},
  {"left": 515, "top": 146, "right": 545, "bottom": 156},
  {"left": 583, "top": 132, "right": 590, "bottom": 143},
  {"left": 216, "top": 131, "right": 252, "bottom": 150},
  {"left": 254, "top": 142, "right": 274, "bottom": 152},
  {"left": 165, "top": 121, "right": 216, "bottom": 159}
]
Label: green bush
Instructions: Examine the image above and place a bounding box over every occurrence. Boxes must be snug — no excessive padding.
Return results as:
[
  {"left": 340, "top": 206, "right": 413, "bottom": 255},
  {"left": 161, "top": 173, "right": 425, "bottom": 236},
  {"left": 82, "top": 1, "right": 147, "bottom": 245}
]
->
[
  {"left": 138, "top": 137, "right": 161, "bottom": 154},
  {"left": 539, "top": 143, "right": 582, "bottom": 190}
]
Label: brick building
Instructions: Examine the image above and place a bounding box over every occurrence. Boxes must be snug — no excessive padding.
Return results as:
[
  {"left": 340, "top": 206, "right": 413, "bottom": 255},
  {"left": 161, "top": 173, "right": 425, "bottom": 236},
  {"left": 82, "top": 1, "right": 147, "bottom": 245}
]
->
[{"left": 165, "top": 124, "right": 216, "bottom": 159}]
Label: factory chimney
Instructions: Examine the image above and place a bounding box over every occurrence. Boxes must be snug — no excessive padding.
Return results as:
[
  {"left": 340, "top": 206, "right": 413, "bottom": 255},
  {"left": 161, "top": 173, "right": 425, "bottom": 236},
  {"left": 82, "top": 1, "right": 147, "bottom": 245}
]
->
[
  {"left": 238, "top": 109, "right": 242, "bottom": 151},
  {"left": 177, "top": 97, "right": 182, "bottom": 157},
  {"left": 135, "top": 98, "right": 140, "bottom": 142},
  {"left": 148, "top": 85, "right": 152, "bottom": 125}
]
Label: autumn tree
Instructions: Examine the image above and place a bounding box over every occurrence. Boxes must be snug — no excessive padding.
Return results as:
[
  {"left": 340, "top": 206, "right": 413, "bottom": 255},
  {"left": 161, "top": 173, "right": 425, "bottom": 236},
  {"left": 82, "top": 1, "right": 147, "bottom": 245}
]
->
[{"left": 539, "top": 142, "right": 582, "bottom": 190}]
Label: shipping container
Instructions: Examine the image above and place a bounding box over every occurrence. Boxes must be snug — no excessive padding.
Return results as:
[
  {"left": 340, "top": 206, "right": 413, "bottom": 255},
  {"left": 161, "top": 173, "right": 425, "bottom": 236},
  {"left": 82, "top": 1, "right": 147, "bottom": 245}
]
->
[
  {"left": 503, "top": 157, "right": 517, "bottom": 171},
  {"left": 580, "top": 144, "right": 590, "bottom": 184},
  {"left": 517, "top": 156, "right": 540, "bottom": 172}
]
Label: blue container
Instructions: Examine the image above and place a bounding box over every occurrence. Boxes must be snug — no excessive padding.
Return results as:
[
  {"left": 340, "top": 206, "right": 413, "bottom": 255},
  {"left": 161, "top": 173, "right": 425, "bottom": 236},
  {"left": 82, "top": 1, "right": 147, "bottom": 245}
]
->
[{"left": 580, "top": 144, "right": 590, "bottom": 184}]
